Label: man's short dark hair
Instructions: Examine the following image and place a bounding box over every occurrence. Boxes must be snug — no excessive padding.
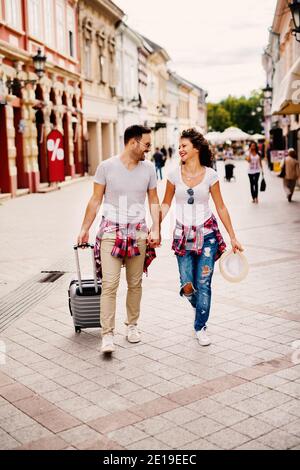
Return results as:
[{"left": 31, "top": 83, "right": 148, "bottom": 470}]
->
[{"left": 124, "top": 125, "right": 151, "bottom": 145}]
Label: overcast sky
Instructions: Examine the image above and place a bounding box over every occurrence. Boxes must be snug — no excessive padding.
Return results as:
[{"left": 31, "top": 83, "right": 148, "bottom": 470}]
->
[{"left": 114, "top": 0, "right": 277, "bottom": 103}]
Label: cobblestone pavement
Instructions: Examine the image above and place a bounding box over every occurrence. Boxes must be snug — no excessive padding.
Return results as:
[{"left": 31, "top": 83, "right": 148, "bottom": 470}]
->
[{"left": 0, "top": 159, "right": 299, "bottom": 450}]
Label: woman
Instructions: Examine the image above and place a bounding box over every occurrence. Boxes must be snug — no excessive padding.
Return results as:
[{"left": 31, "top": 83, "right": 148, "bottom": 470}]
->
[
  {"left": 282, "top": 148, "right": 299, "bottom": 202},
  {"left": 246, "top": 142, "right": 263, "bottom": 203},
  {"left": 161, "top": 128, "right": 243, "bottom": 346}
]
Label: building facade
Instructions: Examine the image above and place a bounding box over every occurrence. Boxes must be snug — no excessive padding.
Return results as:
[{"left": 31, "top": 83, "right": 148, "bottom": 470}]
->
[
  {"left": 0, "top": 1, "right": 208, "bottom": 197},
  {"left": 263, "top": 0, "right": 300, "bottom": 158},
  {"left": 115, "top": 22, "right": 142, "bottom": 150},
  {"left": 79, "top": 0, "right": 124, "bottom": 176},
  {"left": 196, "top": 87, "right": 208, "bottom": 133},
  {"left": 166, "top": 71, "right": 180, "bottom": 153},
  {"left": 0, "top": 0, "right": 83, "bottom": 197},
  {"left": 166, "top": 72, "right": 207, "bottom": 152},
  {"left": 143, "top": 36, "right": 170, "bottom": 149}
]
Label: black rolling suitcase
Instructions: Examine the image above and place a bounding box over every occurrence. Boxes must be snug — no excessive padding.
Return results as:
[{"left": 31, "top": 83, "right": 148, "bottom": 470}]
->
[{"left": 68, "top": 243, "right": 101, "bottom": 333}]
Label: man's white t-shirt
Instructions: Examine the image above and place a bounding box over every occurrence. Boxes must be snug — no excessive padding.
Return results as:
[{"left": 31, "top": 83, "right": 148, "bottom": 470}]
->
[{"left": 94, "top": 155, "right": 157, "bottom": 224}]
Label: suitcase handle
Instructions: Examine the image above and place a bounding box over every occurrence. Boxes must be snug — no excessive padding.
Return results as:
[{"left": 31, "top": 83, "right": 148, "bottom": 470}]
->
[
  {"left": 73, "top": 243, "right": 99, "bottom": 294},
  {"left": 74, "top": 243, "right": 94, "bottom": 250}
]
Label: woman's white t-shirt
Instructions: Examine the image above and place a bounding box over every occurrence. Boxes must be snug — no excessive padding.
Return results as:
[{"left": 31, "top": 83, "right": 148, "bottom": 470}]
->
[
  {"left": 247, "top": 152, "right": 261, "bottom": 174},
  {"left": 167, "top": 166, "right": 219, "bottom": 233}
]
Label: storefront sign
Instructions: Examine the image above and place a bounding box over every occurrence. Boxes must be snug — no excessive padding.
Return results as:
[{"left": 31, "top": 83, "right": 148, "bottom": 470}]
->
[
  {"left": 47, "top": 129, "right": 65, "bottom": 182},
  {"left": 270, "top": 150, "right": 288, "bottom": 163}
]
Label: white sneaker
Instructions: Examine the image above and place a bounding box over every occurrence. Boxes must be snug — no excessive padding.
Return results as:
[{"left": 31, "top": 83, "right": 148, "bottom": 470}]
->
[
  {"left": 126, "top": 325, "right": 141, "bottom": 343},
  {"left": 101, "top": 333, "right": 115, "bottom": 353},
  {"left": 196, "top": 327, "right": 211, "bottom": 346}
]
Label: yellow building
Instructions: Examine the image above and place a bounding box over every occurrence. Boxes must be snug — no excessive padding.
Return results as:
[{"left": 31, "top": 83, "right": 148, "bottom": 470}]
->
[
  {"left": 79, "top": 0, "right": 124, "bottom": 175},
  {"left": 142, "top": 36, "right": 170, "bottom": 148}
]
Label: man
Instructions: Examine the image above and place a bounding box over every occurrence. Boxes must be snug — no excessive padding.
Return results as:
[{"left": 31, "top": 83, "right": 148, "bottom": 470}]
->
[
  {"left": 168, "top": 146, "right": 174, "bottom": 159},
  {"left": 160, "top": 145, "right": 167, "bottom": 160},
  {"left": 77, "top": 125, "right": 161, "bottom": 354},
  {"left": 152, "top": 147, "right": 164, "bottom": 180}
]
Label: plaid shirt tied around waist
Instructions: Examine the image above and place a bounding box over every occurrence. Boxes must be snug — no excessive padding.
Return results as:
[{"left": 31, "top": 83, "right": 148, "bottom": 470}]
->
[
  {"left": 172, "top": 214, "right": 226, "bottom": 260},
  {"left": 94, "top": 217, "right": 156, "bottom": 279}
]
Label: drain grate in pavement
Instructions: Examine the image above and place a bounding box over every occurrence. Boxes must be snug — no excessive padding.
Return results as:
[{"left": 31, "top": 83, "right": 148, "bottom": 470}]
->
[
  {"left": 39, "top": 271, "right": 65, "bottom": 283},
  {"left": 0, "top": 271, "right": 66, "bottom": 333}
]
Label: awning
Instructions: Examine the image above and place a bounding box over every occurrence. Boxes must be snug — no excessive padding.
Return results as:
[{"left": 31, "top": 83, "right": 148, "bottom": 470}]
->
[{"left": 272, "top": 57, "right": 300, "bottom": 115}]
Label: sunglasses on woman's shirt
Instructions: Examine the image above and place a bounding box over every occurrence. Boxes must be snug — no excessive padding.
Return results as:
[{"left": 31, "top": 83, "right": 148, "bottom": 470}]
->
[{"left": 187, "top": 188, "right": 194, "bottom": 205}]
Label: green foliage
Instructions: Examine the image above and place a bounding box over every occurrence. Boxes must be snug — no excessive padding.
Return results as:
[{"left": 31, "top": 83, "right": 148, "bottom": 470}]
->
[
  {"left": 207, "top": 103, "right": 232, "bottom": 132},
  {"left": 207, "top": 90, "right": 264, "bottom": 134}
]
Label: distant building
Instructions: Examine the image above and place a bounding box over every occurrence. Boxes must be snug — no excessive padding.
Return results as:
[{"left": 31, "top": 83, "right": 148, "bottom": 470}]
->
[
  {"left": 169, "top": 72, "right": 207, "bottom": 136},
  {"left": 0, "top": 0, "right": 82, "bottom": 197},
  {"left": 142, "top": 36, "right": 170, "bottom": 149},
  {"left": 79, "top": 0, "right": 124, "bottom": 176},
  {"left": 115, "top": 22, "right": 143, "bottom": 150},
  {"left": 263, "top": 0, "right": 300, "bottom": 157}
]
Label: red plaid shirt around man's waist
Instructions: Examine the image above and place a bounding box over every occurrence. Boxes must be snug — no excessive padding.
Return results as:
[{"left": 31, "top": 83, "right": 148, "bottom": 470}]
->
[{"left": 94, "top": 217, "right": 156, "bottom": 279}]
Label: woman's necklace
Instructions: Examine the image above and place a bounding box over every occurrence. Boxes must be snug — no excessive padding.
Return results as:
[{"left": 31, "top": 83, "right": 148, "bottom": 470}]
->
[{"left": 182, "top": 168, "right": 205, "bottom": 181}]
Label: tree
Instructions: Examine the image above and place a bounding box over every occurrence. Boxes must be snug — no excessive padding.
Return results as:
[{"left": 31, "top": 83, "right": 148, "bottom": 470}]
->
[
  {"left": 207, "top": 103, "right": 232, "bottom": 132},
  {"left": 208, "top": 90, "right": 264, "bottom": 134}
]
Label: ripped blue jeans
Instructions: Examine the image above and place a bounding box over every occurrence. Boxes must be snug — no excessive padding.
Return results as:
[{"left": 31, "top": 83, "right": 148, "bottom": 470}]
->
[{"left": 176, "top": 232, "right": 218, "bottom": 332}]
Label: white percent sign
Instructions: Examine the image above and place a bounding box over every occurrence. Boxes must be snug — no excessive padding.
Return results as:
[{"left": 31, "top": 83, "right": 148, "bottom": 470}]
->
[{"left": 47, "top": 138, "right": 64, "bottom": 161}]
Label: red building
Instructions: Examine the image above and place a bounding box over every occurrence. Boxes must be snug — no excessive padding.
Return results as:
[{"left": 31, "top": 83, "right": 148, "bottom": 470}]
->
[{"left": 0, "top": 0, "right": 83, "bottom": 197}]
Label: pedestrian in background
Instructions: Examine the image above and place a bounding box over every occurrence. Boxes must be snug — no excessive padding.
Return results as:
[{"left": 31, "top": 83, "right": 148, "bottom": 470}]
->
[
  {"left": 78, "top": 125, "right": 160, "bottom": 354},
  {"left": 266, "top": 143, "right": 273, "bottom": 171},
  {"left": 161, "top": 128, "right": 243, "bottom": 347},
  {"left": 281, "top": 148, "right": 299, "bottom": 202},
  {"left": 246, "top": 142, "right": 263, "bottom": 203},
  {"left": 168, "top": 145, "right": 174, "bottom": 159},
  {"left": 152, "top": 147, "right": 165, "bottom": 180},
  {"left": 161, "top": 145, "right": 167, "bottom": 159}
]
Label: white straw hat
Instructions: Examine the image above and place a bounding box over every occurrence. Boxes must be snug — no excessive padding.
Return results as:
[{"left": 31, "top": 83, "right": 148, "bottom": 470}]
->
[{"left": 219, "top": 250, "right": 249, "bottom": 283}]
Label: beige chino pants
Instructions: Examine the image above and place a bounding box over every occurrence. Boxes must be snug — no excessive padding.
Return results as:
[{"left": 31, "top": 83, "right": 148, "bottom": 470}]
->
[{"left": 100, "top": 232, "right": 147, "bottom": 336}]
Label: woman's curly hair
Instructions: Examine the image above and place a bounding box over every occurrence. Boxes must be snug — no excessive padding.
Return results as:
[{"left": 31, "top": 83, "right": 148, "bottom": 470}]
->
[{"left": 181, "top": 128, "right": 213, "bottom": 167}]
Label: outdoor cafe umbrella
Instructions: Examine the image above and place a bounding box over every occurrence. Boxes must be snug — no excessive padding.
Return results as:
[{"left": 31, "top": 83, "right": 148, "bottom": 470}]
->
[
  {"left": 204, "top": 131, "right": 225, "bottom": 145},
  {"left": 221, "top": 127, "right": 251, "bottom": 141},
  {"left": 249, "top": 133, "right": 265, "bottom": 141}
]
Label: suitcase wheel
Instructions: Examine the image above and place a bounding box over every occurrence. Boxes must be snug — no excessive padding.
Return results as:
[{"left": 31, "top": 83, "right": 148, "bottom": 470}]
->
[{"left": 75, "top": 326, "right": 81, "bottom": 334}]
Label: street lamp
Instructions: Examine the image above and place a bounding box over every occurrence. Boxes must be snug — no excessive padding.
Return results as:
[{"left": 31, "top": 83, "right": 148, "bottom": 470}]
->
[
  {"left": 289, "top": 0, "right": 300, "bottom": 42},
  {"left": 32, "top": 49, "right": 47, "bottom": 78},
  {"left": 6, "top": 48, "right": 47, "bottom": 95},
  {"left": 262, "top": 84, "right": 273, "bottom": 101}
]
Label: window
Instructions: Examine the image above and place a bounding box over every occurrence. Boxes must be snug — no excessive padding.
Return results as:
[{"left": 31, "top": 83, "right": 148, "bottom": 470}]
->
[
  {"left": 67, "top": 5, "right": 76, "bottom": 58},
  {"left": 56, "top": 0, "right": 66, "bottom": 54},
  {"left": 28, "top": 0, "right": 42, "bottom": 38},
  {"left": 99, "top": 53, "right": 108, "bottom": 84},
  {"left": 5, "top": 0, "right": 22, "bottom": 30},
  {"left": 115, "top": 49, "right": 122, "bottom": 96},
  {"left": 44, "top": 0, "right": 54, "bottom": 47},
  {"left": 84, "top": 39, "right": 92, "bottom": 79},
  {"left": 130, "top": 63, "right": 135, "bottom": 97}
]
